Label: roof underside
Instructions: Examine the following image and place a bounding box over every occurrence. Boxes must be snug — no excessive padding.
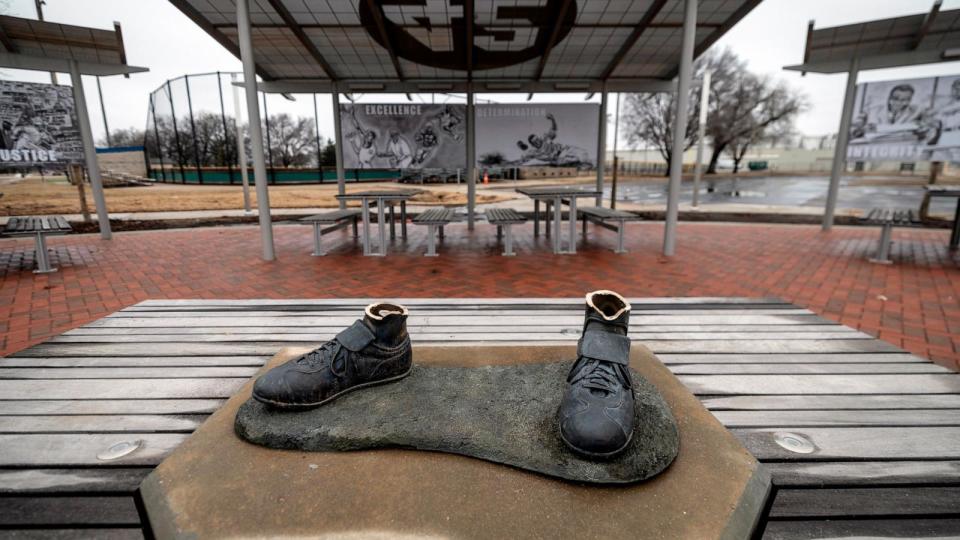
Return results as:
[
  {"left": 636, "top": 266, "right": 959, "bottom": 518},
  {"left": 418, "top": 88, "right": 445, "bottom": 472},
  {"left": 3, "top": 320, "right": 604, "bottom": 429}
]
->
[
  {"left": 785, "top": 4, "right": 960, "bottom": 74},
  {"left": 172, "top": 0, "right": 762, "bottom": 93},
  {"left": 0, "top": 15, "right": 146, "bottom": 76}
]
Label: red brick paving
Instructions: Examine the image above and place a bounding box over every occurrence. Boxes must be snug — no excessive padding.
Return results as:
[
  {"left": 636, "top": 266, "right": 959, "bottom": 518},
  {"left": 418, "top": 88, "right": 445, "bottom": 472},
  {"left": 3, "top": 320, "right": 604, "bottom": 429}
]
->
[{"left": 1, "top": 221, "right": 958, "bottom": 370}]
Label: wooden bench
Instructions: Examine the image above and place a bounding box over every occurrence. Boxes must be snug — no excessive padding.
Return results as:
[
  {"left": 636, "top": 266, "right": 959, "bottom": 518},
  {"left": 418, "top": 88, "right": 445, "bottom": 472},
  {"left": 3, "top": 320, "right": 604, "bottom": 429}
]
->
[
  {"left": 861, "top": 208, "right": 921, "bottom": 264},
  {"left": 577, "top": 206, "right": 640, "bottom": 253},
  {"left": 413, "top": 208, "right": 457, "bottom": 257},
  {"left": 2, "top": 216, "right": 72, "bottom": 273},
  {"left": 300, "top": 209, "right": 361, "bottom": 256},
  {"left": 485, "top": 208, "right": 527, "bottom": 256}
]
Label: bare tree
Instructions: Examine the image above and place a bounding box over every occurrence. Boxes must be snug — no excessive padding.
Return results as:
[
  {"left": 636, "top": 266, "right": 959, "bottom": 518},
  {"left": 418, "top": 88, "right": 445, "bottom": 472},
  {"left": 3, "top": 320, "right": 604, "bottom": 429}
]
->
[
  {"left": 706, "top": 72, "right": 807, "bottom": 173},
  {"left": 97, "top": 127, "right": 145, "bottom": 147},
  {"left": 263, "top": 113, "right": 316, "bottom": 167},
  {"left": 621, "top": 87, "right": 701, "bottom": 174},
  {"left": 619, "top": 48, "right": 806, "bottom": 175}
]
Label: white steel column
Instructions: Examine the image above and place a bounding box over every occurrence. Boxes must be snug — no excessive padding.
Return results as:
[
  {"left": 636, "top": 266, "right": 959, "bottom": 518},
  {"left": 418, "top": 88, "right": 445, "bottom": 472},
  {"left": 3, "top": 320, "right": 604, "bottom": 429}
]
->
[
  {"left": 663, "top": 0, "right": 697, "bottom": 257},
  {"left": 231, "top": 73, "right": 252, "bottom": 213},
  {"left": 332, "top": 86, "right": 346, "bottom": 210},
  {"left": 68, "top": 60, "right": 111, "bottom": 240},
  {"left": 823, "top": 57, "right": 860, "bottom": 231},
  {"left": 237, "top": 0, "right": 275, "bottom": 260},
  {"left": 466, "top": 88, "right": 476, "bottom": 229},
  {"left": 692, "top": 70, "right": 710, "bottom": 208},
  {"left": 596, "top": 90, "right": 608, "bottom": 206}
]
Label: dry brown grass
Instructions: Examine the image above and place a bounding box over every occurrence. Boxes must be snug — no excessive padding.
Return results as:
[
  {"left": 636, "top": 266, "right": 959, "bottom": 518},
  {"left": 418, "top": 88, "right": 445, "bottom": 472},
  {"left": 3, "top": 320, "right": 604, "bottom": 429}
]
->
[{"left": 0, "top": 177, "right": 509, "bottom": 216}]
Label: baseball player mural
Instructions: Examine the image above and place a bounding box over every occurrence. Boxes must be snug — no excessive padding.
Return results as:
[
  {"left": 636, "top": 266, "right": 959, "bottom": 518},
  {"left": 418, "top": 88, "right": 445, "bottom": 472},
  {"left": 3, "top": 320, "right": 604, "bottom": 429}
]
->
[{"left": 339, "top": 103, "right": 466, "bottom": 170}]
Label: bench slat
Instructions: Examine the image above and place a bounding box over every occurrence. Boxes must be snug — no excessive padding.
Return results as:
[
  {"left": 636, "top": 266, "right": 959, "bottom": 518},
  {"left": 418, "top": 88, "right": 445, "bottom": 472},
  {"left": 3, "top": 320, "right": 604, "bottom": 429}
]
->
[
  {"left": 300, "top": 209, "right": 361, "bottom": 223},
  {"left": 578, "top": 206, "right": 640, "bottom": 221},
  {"left": 486, "top": 208, "right": 526, "bottom": 224}
]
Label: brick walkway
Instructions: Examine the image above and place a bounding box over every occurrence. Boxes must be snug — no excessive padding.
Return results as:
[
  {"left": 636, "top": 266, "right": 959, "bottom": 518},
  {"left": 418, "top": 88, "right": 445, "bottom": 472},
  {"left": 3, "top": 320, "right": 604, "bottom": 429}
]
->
[{"left": 1, "top": 221, "right": 958, "bottom": 370}]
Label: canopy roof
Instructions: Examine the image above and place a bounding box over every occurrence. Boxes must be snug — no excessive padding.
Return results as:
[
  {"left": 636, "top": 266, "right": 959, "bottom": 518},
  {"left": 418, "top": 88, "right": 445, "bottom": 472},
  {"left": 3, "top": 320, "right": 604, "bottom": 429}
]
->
[
  {"left": 172, "top": 0, "right": 761, "bottom": 93},
  {"left": 0, "top": 15, "right": 146, "bottom": 76},
  {"left": 785, "top": 1, "right": 960, "bottom": 74}
]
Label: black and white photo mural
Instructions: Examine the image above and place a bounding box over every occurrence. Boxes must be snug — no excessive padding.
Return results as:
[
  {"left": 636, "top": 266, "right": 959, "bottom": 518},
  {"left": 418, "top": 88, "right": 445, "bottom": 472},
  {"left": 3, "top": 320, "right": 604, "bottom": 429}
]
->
[
  {"left": 0, "top": 80, "right": 82, "bottom": 166},
  {"left": 339, "top": 103, "right": 466, "bottom": 170},
  {"left": 849, "top": 73, "right": 960, "bottom": 162},
  {"left": 476, "top": 104, "right": 598, "bottom": 169}
]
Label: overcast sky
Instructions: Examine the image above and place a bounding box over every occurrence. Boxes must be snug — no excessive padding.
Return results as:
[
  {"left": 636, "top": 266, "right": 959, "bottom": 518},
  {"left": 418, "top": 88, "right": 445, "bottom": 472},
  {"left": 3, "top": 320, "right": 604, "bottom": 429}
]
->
[{"left": 1, "top": 0, "right": 956, "bottom": 148}]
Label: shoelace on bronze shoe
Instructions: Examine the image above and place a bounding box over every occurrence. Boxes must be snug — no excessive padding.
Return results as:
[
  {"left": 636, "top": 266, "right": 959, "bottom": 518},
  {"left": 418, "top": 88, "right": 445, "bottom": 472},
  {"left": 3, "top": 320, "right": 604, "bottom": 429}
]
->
[
  {"left": 295, "top": 340, "right": 349, "bottom": 376},
  {"left": 570, "top": 359, "right": 627, "bottom": 395}
]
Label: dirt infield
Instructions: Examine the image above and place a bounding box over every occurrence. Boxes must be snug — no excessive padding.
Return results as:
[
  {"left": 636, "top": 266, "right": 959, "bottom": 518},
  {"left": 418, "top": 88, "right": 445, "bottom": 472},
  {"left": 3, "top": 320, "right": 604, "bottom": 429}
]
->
[{"left": 0, "top": 176, "right": 512, "bottom": 216}]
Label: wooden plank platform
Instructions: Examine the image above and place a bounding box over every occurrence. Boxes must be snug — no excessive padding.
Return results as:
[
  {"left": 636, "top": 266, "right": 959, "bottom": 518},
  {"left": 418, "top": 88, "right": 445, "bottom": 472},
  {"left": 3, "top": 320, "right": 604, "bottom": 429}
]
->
[{"left": 1, "top": 298, "right": 958, "bottom": 538}]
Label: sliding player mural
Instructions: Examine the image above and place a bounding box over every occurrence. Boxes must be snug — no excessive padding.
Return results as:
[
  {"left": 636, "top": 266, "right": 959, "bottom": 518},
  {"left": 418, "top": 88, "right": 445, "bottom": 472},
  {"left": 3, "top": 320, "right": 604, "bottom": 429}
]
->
[{"left": 475, "top": 104, "right": 598, "bottom": 169}]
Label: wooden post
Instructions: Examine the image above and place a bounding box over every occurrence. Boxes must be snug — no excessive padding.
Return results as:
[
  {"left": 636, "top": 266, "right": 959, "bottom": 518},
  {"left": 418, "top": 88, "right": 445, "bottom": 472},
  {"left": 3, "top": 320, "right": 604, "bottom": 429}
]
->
[
  {"left": 919, "top": 161, "right": 941, "bottom": 221},
  {"left": 68, "top": 164, "right": 92, "bottom": 223}
]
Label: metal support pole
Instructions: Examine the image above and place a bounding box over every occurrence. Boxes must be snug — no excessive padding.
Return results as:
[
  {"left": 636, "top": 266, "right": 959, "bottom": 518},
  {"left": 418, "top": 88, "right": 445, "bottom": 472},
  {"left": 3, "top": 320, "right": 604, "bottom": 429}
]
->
[
  {"left": 96, "top": 77, "right": 111, "bottom": 146},
  {"left": 216, "top": 72, "right": 234, "bottom": 185},
  {"left": 69, "top": 60, "right": 111, "bottom": 239},
  {"left": 230, "top": 74, "right": 251, "bottom": 212},
  {"left": 35, "top": 0, "right": 57, "bottom": 85},
  {"left": 148, "top": 95, "right": 166, "bottom": 182},
  {"left": 237, "top": 0, "right": 275, "bottom": 260},
  {"left": 332, "top": 88, "right": 346, "bottom": 209},
  {"left": 596, "top": 90, "right": 607, "bottom": 206},
  {"left": 823, "top": 57, "right": 860, "bottom": 231},
  {"left": 466, "top": 88, "right": 476, "bottom": 229},
  {"left": 663, "top": 0, "right": 697, "bottom": 257},
  {"left": 184, "top": 74, "right": 204, "bottom": 184},
  {"left": 262, "top": 93, "right": 275, "bottom": 184},
  {"left": 313, "top": 93, "right": 323, "bottom": 183},
  {"left": 611, "top": 92, "right": 621, "bottom": 209},
  {"left": 693, "top": 70, "right": 710, "bottom": 208},
  {"left": 166, "top": 80, "right": 187, "bottom": 182}
]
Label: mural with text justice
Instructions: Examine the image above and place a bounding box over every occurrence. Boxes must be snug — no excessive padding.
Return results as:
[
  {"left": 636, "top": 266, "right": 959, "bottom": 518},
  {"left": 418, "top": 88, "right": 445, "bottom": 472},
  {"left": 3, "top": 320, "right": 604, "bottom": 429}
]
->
[{"left": 0, "top": 80, "right": 82, "bottom": 166}]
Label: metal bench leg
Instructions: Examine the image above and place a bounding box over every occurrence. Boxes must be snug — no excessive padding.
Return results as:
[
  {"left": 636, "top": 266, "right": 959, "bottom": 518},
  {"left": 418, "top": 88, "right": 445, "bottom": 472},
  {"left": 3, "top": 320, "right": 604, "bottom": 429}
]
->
[
  {"left": 401, "top": 201, "right": 408, "bottom": 239},
  {"left": 389, "top": 204, "right": 396, "bottom": 240},
  {"left": 552, "top": 197, "right": 562, "bottom": 254},
  {"left": 361, "top": 199, "right": 371, "bottom": 256},
  {"left": 869, "top": 224, "right": 893, "bottom": 264},
  {"left": 439, "top": 226, "right": 445, "bottom": 240},
  {"left": 425, "top": 225, "right": 438, "bottom": 257},
  {"left": 352, "top": 217, "right": 358, "bottom": 238},
  {"left": 311, "top": 223, "right": 325, "bottom": 256},
  {"left": 582, "top": 214, "right": 588, "bottom": 237},
  {"left": 615, "top": 221, "right": 627, "bottom": 254},
  {"left": 497, "top": 225, "right": 502, "bottom": 239},
  {"left": 376, "top": 201, "right": 387, "bottom": 256},
  {"left": 33, "top": 232, "right": 56, "bottom": 273},
  {"left": 534, "top": 199, "right": 540, "bottom": 237},
  {"left": 503, "top": 224, "right": 515, "bottom": 256},
  {"left": 567, "top": 196, "right": 577, "bottom": 254}
]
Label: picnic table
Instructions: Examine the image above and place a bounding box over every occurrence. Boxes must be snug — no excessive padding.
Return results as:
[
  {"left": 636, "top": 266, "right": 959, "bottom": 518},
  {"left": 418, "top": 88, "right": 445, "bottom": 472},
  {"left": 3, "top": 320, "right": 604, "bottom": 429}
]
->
[
  {"left": 1, "top": 297, "right": 959, "bottom": 538},
  {"left": 2, "top": 216, "right": 72, "bottom": 273},
  {"left": 336, "top": 189, "right": 418, "bottom": 256},
  {"left": 515, "top": 186, "right": 602, "bottom": 254},
  {"left": 925, "top": 185, "right": 960, "bottom": 249}
]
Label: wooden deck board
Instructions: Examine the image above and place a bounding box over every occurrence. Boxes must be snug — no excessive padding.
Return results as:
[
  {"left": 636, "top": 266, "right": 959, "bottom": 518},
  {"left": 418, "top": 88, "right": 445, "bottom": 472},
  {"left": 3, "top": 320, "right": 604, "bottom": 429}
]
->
[{"left": 0, "top": 297, "right": 956, "bottom": 538}]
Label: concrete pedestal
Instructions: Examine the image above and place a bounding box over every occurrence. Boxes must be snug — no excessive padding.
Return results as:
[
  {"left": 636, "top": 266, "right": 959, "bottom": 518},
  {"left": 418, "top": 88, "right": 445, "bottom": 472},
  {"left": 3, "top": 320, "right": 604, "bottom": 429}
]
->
[{"left": 141, "top": 344, "right": 770, "bottom": 539}]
